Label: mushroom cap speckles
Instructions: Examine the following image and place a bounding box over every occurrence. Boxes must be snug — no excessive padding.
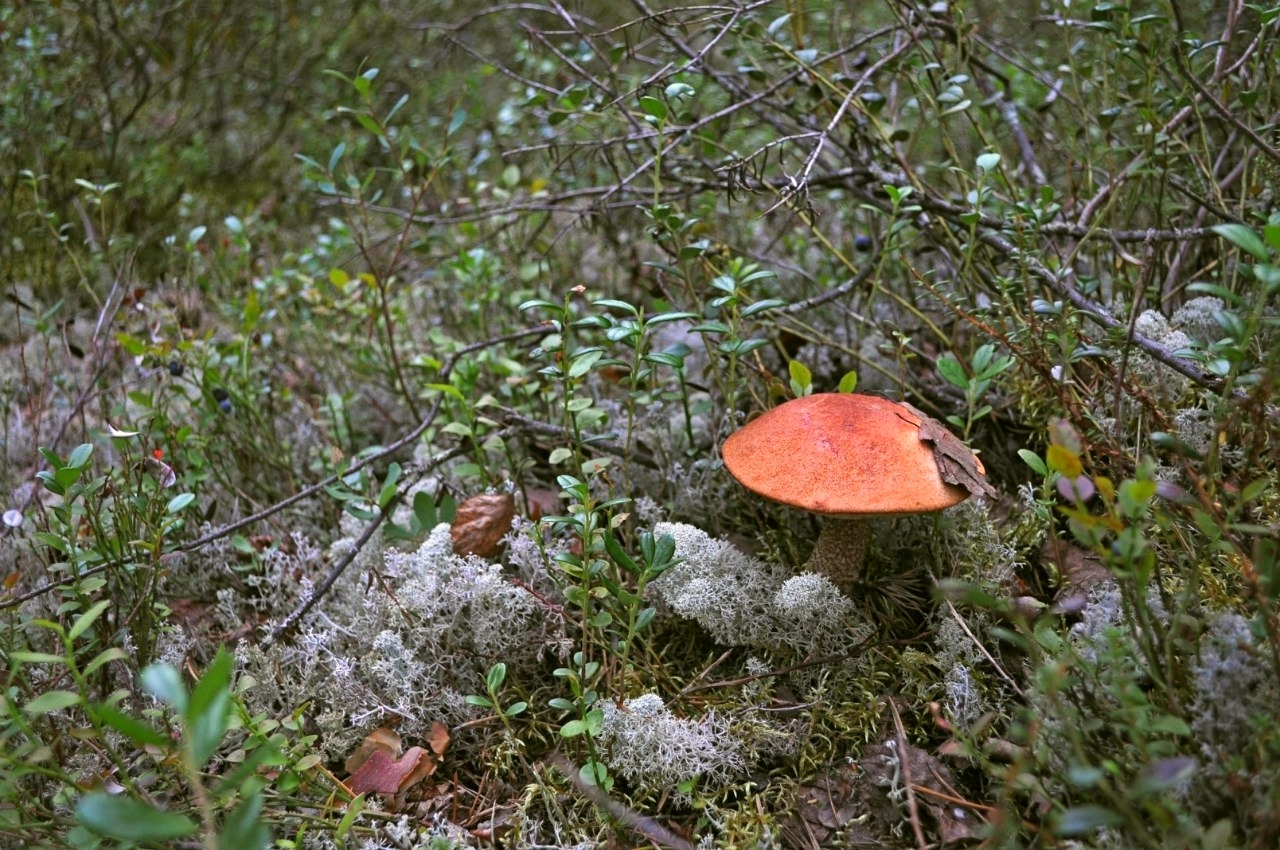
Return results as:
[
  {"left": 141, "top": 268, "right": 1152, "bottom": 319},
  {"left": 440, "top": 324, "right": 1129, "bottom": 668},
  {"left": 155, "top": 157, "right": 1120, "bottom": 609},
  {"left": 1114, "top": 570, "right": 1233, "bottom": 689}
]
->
[{"left": 721, "top": 393, "right": 975, "bottom": 517}]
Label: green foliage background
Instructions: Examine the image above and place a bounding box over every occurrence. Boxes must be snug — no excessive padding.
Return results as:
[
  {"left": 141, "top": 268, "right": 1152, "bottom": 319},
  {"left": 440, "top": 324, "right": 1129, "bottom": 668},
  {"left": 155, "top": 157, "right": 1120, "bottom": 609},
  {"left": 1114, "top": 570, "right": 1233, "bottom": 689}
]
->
[{"left": 2, "top": 1, "right": 1279, "bottom": 848}]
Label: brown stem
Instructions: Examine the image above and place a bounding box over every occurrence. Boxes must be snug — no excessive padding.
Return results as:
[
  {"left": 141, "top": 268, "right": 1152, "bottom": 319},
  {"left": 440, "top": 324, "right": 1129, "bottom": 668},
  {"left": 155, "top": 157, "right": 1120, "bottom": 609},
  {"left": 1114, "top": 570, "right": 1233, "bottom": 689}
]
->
[{"left": 808, "top": 516, "right": 871, "bottom": 592}]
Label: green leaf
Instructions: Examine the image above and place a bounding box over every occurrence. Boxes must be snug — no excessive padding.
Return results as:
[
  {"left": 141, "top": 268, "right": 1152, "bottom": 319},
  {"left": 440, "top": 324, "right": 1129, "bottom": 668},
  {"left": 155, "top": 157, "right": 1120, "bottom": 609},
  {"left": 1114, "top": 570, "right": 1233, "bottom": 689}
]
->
[
  {"left": 166, "top": 492, "right": 196, "bottom": 515},
  {"left": 327, "top": 141, "right": 346, "bottom": 174},
  {"left": 635, "top": 607, "right": 656, "bottom": 632},
  {"left": 68, "top": 443, "right": 94, "bottom": 469},
  {"left": 142, "top": 663, "right": 188, "bottom": 712},
  {"left": 1241, "top": 479, "right": 1270, "bottom": 504},
  {"left": 567, "top": 348, "right": 604, "bottom": 379},
  {"left": 356, "top": 113, "right": 383, "bottom": 138},
  {"left": 217, "top": 792, "right": 270, "bottom": 850},
  {"left": 1213, "top": 223, "right": 1270, "bottom": 262},
  {"left": 837, "top": 370, "right": 858, "bottom": 393},
  {"left": 84, "top": 647, "right": 128, "bottom": 677},
  {"left": 639, "top": 95, "right": 667, "bottom": 121},
  {"left": 486, "top": 662, "right": 508, "bottom": 693},
  {"left": 644, "top": 352, "right": 684, "bottom": 368},
  {"left": 578, "top": 760, "right": 612, "bottom": 790},
  {"left": 1018, "top": 449, "right": 1048, "bottom": 476},
  {"left": 560, "top": 719, "right": 587, "bottom": 737},
  {"left": 95, "top": 703, "right": 170, "bottom": 748},
  {"left": 424, "top": 382, "right": 465, "bottom": 401},
  {"left": 1052, "top": 804, "right": 1124, "bottom": 836},
  {"left": 68, "top": 600, "right": 112, "bottom": 642},
  {"left": 23, "top": 690, "right": 82, "bottom": 715},
  {"left": 465, "top": 694, "right": 494, "bottom": 708},
  {"left": 592, "top": 298, "right": 639, "bottom": 316},
  {"left": 936, "top": 353, "right": 970, "bottom": 389},
  {"left": 76, "top": 793, "right": 197, "bottom": 842},
  {"left": 377, "top": 462, "right": 402, "bottom": 510},
  {"left": 34, "top": 530, "right": 68, "bottom": 552},
  {"left": 740, "top": 297, "right": 787, "bottom": 317},
  {"left": 9, "top": 651, "right": 68, "bottom": 666},
  {"left": 447, "top": 107, "right": 468, "bottom": 136},
  {"left": 976, "top": 152, "right": 1002, "bottom": 171},
  {"left": 187, "top": 649, "right": 234, "bottom": 767},
  {"left": 605, "top": 531, "right": 638, "bottom": 574},
  {"left": 788, "top": 360, "right": 811, "bottom": 390},
  {"left": 336, "top": 794, "right": 365, "bottom": 839}
]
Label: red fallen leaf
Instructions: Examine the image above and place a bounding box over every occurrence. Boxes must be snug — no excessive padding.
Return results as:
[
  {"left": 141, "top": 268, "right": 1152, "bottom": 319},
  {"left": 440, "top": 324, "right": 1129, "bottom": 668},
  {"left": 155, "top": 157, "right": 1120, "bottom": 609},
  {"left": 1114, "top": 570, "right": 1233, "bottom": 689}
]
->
[
  {"left": 451, "top": 493, "right": 517, "bottom": 558},
  {"left": 344, "top": 727, "right": 400, "bottom": 776},
  {"left": 345, "top": 723, "right": 451, "bottom": 798},
  {"left": 348, "top": 747, "right": 428, "bottom": 796}
]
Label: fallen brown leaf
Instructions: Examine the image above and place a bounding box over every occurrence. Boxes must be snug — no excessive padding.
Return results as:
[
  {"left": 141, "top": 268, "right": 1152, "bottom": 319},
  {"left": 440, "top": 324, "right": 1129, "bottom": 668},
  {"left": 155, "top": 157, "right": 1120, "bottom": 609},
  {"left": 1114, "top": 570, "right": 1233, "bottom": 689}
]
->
[
  {"left": 344, "top": 726, "right": 400, "bottom": 776},
  {"left": 451, "top": 493, "right": 517, "bottom": 557},
  {"left": 348, "top": 747, "right": 427, "bottom": 796},
  {"left": 902, "top": 402, "right": 998, "bottom": 499},
  {"left": 425, "top": 720, "right": 450, "bottom": 759},
  {"left": 345, "top": 722, "right": 450, "bottom": 798}
]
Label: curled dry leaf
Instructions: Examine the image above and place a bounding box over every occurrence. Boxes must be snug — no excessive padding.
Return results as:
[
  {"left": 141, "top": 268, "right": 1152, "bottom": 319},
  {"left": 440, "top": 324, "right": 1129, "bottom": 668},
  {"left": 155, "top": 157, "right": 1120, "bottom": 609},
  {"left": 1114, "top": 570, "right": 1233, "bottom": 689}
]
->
[
  {"left": 348, "top": 747, "right": 429, "bottom": 796},
  {"left": 900, "top": 402, "right": 998, "bottom": 499},
  {"left": 450, "top": 493, "right": 517, "bottom": 558},
  {"left": 425, "top": 720, "right": 450, "bottom": 760},
  {"left": 345, "top": 722, "right": 451, "bottom": 798},
  {"left": 343, "top": 727, "right": 400, "bottom": 776}
]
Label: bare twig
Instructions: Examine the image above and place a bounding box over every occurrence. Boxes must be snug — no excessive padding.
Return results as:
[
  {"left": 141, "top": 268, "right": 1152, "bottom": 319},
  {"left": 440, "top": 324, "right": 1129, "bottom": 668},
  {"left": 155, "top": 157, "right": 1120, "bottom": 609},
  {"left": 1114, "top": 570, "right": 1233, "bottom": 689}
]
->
[
  {"left": 889, "top": 699, "right": 929, "bottom": 850},
  {"left": 548, "top": 751, "right": 696, "bottom": 850}
]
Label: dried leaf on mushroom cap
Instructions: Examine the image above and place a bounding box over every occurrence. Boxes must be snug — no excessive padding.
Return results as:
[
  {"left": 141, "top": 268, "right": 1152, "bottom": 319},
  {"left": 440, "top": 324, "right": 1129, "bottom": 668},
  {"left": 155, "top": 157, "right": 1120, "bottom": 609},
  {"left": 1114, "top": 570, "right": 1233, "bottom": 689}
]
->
[{"left": 899, "top": 402, "right": 997, "bottom": 499}]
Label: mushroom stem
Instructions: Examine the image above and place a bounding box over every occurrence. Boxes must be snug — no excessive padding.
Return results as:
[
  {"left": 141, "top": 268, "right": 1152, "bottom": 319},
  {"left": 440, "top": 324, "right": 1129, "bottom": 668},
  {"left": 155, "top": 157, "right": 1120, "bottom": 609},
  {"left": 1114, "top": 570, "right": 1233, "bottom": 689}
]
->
[{"left": 808, "top": 517, "right": 871, "bottom": 593}]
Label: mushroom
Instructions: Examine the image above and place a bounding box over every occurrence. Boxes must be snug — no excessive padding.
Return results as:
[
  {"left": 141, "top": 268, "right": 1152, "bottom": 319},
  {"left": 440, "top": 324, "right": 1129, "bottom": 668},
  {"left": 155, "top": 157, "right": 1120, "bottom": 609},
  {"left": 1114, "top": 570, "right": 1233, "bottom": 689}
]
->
[{"left": 721, "top": 393, "right": 994, "bottom": 592}]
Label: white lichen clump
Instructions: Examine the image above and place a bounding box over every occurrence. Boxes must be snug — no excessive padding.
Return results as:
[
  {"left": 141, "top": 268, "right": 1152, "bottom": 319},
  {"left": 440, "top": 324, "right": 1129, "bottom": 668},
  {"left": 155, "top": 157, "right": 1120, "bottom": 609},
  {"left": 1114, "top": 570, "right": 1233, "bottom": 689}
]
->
[
  {"left": 599, "top": 693, "right": 746, "bottom": 795},
  {"left": 1068, "top": 585, "right": 1167, "bottom": 666},
  {"left": 1170, "top": 296, "right": 1225, "bottom": 344},
  {"left": 934, "top": 616, "right": 988, "bottom": 727},
  {"left": 650, "top": 522, "right": 871, "bottom": 656},
  {"left": 1190, "top": 612, "right": 1279, "bottom": 758},
  {"left": 301, "top": 813, "right": 477, "bottom": 850},
  {"left": 238, "top": 523, "right": 561, "bottom": 759}
]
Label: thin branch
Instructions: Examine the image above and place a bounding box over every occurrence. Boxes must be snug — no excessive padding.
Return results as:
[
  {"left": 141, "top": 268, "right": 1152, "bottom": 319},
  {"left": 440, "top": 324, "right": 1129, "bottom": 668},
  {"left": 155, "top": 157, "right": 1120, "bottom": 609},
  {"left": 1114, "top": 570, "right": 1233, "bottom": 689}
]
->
[
  {"left": 548, "top": 751, "right": 697, "bottom": 850},
  {"left": 889, "top": 699, "right": 929, "bottom": 850}
]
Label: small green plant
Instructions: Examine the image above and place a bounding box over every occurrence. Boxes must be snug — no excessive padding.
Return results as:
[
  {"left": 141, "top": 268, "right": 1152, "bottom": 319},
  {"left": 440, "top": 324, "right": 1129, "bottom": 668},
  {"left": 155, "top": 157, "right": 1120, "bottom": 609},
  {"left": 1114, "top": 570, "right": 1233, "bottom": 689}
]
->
[
  {"left": 466, "top": 662, "right": 528, "bottom": 723},
  {"left": 3, "top": 609, "right": 278, "bottom": 850},
  {"left": 592, "top": 297, "right": 699, "bottom": 461},
  {"left": 936, "top": 342, "right": 1015, "bottom": 440},
  {"left": 534, "top": 469, "right": 679, "bottom": 793},
  {"left": 34, "top": 438, "right": 197, "bottom": 663},
  {"left": 74, "top": 648, "right": 273, "bottom": 850},
  {"left": 550, "top": 651, "right": 612, "bottom": 792},
  {"left": 788, "top": 359, "right": 858, "bottom": 397}
]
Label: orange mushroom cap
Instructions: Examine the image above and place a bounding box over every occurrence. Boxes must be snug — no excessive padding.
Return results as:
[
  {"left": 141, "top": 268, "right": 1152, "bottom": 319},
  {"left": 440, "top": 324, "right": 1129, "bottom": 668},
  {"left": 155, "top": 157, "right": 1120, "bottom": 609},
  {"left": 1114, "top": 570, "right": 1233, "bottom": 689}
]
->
[{"left": 721, "top": 393, "right": 978, "bottom": 518}]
